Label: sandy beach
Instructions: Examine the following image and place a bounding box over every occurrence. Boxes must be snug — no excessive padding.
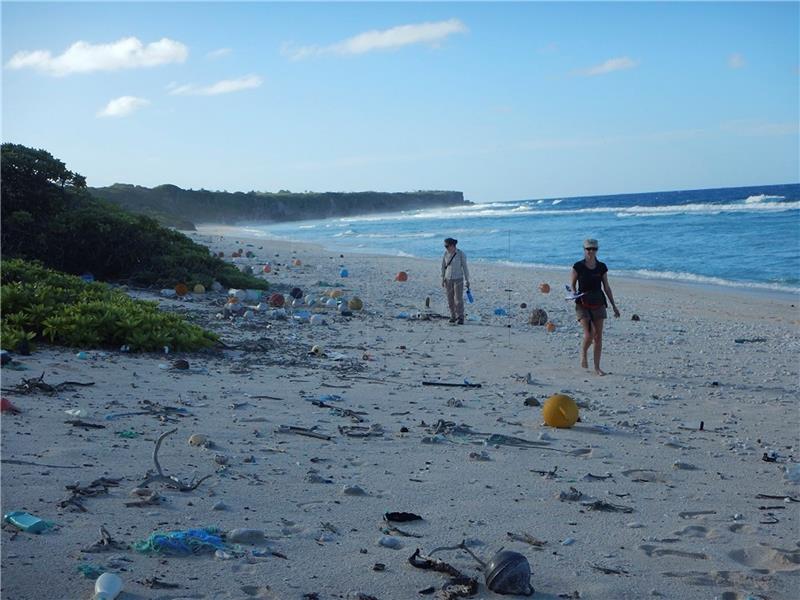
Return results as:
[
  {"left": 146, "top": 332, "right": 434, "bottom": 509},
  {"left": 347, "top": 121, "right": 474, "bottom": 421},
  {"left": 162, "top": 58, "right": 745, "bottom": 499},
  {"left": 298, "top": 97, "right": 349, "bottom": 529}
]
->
[{"left": 2, "top": 228, "right": 798, "bottom": 600}]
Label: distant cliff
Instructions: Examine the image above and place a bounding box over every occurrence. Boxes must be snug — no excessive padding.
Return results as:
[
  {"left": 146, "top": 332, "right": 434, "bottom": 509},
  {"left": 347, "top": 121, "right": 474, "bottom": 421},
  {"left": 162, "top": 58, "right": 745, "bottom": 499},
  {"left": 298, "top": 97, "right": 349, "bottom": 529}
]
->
[{"left": 89, "top": 184, "right": 470, "bottom": 230}]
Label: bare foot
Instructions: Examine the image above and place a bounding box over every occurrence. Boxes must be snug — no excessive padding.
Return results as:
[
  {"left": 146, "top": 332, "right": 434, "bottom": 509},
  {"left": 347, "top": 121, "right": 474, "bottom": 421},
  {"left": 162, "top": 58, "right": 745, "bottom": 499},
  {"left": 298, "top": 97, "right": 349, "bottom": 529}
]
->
[
  {"left": 594, "top": 368, "right": 607, "bottom": 376},
  {"left": 581, "top": 357, "right": 588, "bottom": 369}
]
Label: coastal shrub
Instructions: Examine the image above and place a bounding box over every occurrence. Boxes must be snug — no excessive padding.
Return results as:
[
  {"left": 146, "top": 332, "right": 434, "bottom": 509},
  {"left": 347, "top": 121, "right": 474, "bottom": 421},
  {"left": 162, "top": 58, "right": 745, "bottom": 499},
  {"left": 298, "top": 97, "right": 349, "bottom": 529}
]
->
[
  {"left": 1, "top": 259, "right": 218, "bottom": 353},
  {"left": 1, "top": 143, "right": 268, "bottom": 290}
]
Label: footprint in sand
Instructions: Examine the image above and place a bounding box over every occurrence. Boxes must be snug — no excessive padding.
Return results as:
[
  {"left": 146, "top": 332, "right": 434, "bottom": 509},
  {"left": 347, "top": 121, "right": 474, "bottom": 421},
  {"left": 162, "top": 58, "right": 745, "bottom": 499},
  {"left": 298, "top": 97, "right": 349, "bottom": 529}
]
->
[
  {"left": 661, "top": 569, "right": 772, "bottom": 590},
  {"left": 728, "top": 522, "right": 757, "bottom": 535},
  {"left": 673, "top": 524, "right": 713, "bottom": 539},
  {"left": 728, "top": 544, "right": 800, "bottom": 572}
]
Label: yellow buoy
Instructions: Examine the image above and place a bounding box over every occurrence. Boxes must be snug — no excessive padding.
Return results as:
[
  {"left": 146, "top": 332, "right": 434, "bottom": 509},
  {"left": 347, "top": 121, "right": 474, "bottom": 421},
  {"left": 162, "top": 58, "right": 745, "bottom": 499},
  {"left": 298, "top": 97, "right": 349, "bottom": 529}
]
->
[
  {"left": 193, "top": 283, "right": 206, "bottom": 294},
  {"left": 348, "top": 297, "right": 364, "bottom": 310},
  {"left": 542, "top": 393, "right": 579, "bottom": 428}
]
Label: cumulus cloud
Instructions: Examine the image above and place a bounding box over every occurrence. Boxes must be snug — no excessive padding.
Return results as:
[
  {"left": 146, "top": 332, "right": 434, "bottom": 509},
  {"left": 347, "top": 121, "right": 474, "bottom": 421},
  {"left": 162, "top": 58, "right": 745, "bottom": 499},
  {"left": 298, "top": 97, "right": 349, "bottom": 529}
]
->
[
  {"left": 207, "top": 48, "right": 232, "bottom": 60},
  {"left": 6, "top": 37, "right": 188, "bottom": 76},
  {"left": 97, "top": 96, "right": 150, "bottom": 118},
  {"left": 576, "top": 56, "right": 639, "bottom": 76},
  {"left": 728, "top": 53, "right": 746, "bottom": 69},
  {"left": 282, "top": 18, "right": 468, "bottom": 60},
  {"left": 168, "top": 74, "right": 262, "bottom": 96}
]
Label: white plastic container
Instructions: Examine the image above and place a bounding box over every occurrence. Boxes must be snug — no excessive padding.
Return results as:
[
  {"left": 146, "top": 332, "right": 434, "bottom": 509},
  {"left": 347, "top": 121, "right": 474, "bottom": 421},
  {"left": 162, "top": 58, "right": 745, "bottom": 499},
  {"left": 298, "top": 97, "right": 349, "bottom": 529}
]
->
[{"left": 93, "top": 572, "right": 123, "bottom": 599}]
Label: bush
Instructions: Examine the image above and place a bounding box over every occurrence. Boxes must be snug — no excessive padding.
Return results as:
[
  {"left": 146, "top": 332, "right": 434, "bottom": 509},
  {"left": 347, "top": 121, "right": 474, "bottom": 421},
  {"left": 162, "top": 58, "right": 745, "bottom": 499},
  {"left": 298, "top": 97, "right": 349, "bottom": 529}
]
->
[
  {"left": 1, "top": 259, "right": 218, "bottom": 353},
  {"left": 1, "top": 143, "right": 268, "bottom": 290}
]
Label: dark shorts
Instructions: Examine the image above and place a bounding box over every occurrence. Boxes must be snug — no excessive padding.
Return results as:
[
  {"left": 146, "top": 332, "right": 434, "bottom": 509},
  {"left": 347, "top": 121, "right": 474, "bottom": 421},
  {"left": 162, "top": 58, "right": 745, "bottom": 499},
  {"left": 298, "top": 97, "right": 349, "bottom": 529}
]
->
[{"left": 576, "top": 304, "right": 607, "bottom": 322}]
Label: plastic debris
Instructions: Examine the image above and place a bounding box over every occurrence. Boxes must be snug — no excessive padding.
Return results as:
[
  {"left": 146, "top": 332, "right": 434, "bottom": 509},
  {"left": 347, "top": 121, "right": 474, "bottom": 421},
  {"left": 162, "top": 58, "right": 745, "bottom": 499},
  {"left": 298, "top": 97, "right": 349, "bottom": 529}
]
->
[
  {"left": 133, "top": 528, "right": 228, "bottom": 556},
  {"left": 3, "top": 511, "right": 52, "bottom": 533},
  {"left": 78, "top": 563, "right": 105, "bottom": 579},
  {"left": 93, "top": 572, "right": 123, "bottom": 599},
  {"left": 1, "top": 397, "right": 21, "bottom": 414}
]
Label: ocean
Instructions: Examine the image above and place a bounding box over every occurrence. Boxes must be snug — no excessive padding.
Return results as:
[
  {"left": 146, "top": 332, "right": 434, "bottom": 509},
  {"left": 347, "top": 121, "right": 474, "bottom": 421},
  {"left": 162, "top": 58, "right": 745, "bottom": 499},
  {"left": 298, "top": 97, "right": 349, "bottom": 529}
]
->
[{"left": 233, "top": 183, "right": 800, "bottom": 294}]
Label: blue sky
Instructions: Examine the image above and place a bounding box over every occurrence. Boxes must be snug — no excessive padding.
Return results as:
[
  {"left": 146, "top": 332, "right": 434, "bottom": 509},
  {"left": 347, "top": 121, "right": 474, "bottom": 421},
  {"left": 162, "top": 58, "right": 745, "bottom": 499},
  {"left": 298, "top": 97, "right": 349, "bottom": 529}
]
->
[{"left": 3, "top": 1, "right": 798, "bottom": 202}]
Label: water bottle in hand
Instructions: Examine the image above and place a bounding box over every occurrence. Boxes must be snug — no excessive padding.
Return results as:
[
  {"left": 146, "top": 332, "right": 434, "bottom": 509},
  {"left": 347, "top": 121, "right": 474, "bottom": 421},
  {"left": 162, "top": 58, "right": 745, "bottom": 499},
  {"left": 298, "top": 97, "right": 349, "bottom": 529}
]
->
[{"left": 465, "top": 287, "right": 474, "bottom": 304}]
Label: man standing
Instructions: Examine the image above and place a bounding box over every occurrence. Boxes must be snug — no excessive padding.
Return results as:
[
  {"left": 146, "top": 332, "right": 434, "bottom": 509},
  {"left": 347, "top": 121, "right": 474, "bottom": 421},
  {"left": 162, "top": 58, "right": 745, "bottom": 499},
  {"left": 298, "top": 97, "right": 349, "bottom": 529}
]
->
[{"left": 441, "top": 237, "right": 470, "bottom": 325}]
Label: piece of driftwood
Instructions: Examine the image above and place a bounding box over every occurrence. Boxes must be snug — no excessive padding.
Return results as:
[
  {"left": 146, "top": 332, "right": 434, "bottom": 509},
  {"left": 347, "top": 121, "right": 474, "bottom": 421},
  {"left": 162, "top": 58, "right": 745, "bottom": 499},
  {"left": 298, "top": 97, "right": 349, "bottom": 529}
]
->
[
  {"left": 756, "top": 493, "right": 799, "bottom": 502},
  {"left": 139, "top": 428, "right": 212, "bottom": 491},
  {"left": 82, "top": 526, "right": 125, "bottom": 553},
  {"left": 65, "top": 419, "right": 106, "bottom": 429},
  {"left": 507, "top": 531, "right": 546, "bottom": 548},
  {"left": 6, "top": 372, "right": 95, "bottom": 395},
  {"left": 409, "top": 547, "right": 479, "bottom": 600},
  {"left": 276, "top": 425, "right": 332, "bottom": 441},
  {"left": 59, "top": 478, "right": 120, "bottom": 512},
  {"left": 2, "top": 459, "right": 85, "bottom": 469},
  {"left": 422, "top": 381, "right": 482, "bottom": 389}
]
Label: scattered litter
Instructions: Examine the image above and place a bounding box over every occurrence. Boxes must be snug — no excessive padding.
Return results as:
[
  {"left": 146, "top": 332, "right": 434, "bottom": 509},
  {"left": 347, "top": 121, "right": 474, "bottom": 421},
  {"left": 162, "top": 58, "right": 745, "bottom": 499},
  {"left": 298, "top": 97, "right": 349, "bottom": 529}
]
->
[
  {"left": 134, "top": 527, "right": 228, "bottom": 556},
  {"left": 3, "top": 511, "right": 53, "bottom": 533},
  {"left": 581, "top": 500, "right": 634, "bottom": 513},
  {"left": 384, "top": 512, "right": 423, "bottom": 523},
  {"left": 277, "top": 425, "right": 332, "bottom": 441},
  {"left": 77, "top": 563, "right": 105, "bottom": 579},
  {"left": 1, "top": 397, "right": 21, "bottom": 414},
  {"left": 93, "top": 571, "right": 123, "bottom": 598},
  {"left": 734, "top": 337, "right": 767, "bottom": 344},
  {"left": 422, "top": 381, "right": 482, "bottom": 389},
  {"left": 379, "top": 535, "right": 403, "bottom": 549}
]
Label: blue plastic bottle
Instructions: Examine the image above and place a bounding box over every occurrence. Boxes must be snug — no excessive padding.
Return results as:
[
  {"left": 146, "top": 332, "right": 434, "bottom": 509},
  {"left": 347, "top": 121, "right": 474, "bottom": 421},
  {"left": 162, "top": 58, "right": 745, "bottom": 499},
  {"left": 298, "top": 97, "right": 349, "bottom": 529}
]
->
[
  {"left": 3, "top": 511, "right": 50, "bottom": 533},
  {"left": 465, "top": 288, "right": 474, "bottom": 304}
]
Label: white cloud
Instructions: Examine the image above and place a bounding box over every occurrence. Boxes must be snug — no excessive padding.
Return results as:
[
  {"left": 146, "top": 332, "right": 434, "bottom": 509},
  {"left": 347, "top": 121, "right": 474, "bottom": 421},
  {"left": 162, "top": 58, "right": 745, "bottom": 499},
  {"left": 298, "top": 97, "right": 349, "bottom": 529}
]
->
[
  {"left": 282, "top": 18, "right": 468, "bottom": 60},
  {"left": 168, "top": 74, "right": 262, "bottom": 96},
  {"left": 728, "top": 53, "right": 746, "bottom": 69},
  {"left": 576, "top": 56, "right": 639, "bottom": 77},
  {"left": 207, "top": 48, "right": 232, "bottom": 60},
  {"left": 6, "top": 37, "right": 188, "bottom": 77},
  {"left": 97, "top": 96, "right": 150, "bottom": 118}
]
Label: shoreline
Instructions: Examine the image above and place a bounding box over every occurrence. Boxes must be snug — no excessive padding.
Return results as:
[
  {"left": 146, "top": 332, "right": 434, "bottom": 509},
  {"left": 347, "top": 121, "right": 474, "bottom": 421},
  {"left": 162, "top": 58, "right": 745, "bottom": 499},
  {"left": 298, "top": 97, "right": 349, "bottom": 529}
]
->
[
  {"left": 194, "top": 223, "right": 800, "bottom": 303},
  {"left": 3, "top": 227, "right": 797, "bottom": 599}
]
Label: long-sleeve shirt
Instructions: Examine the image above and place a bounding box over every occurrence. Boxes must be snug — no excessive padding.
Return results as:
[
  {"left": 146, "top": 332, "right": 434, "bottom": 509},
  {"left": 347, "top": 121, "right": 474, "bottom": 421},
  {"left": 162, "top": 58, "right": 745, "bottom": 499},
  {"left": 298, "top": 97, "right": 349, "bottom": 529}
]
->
[{"left": 441, "top": 249, "right": 469, "bottom": 282}]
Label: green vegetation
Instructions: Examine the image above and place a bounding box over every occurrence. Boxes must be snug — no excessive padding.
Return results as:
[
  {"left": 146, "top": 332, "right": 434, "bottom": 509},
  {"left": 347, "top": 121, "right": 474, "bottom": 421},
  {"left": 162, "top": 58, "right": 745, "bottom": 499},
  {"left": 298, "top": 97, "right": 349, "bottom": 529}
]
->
[
  {"left": 1, "top": 143, "right": 267, "bottom": 289},
  {"left": 1, "top": 259, "right": 218, "bottom": 352}
]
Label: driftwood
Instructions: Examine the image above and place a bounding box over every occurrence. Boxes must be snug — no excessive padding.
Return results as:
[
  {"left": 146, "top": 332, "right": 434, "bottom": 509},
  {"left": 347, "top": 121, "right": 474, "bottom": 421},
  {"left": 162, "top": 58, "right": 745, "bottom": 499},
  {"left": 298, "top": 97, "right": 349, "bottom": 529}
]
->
[
  {"left": 422, "top": 381, "right": 482, "bottom": 389},
  {"left": 276, "top": 425, "right": 332, "bottom": 441},
  {"left": 507, "top": 531, "right": 546, "bottom": 548},
  {"left": 139, "top": 428, "right": 212, "bottom": 491},
  {"left": 2, "top": 459, "right": 85, "bottom": 469},
  {"left": 82, "top": 526, "right": 126, "bottom": 553},
  {"left": 59, "top": 478, "right": 120, "bottom": 512},
  {"left": 65, "top": 419, "right": 106, "bottom": 429},
  {"left": 408, "top": 546, "right": 479, "bottom": 600},
  {"left": 590, "top": 563, "right": 629, "bottom": 575},
  {"left": 5, "top": 372, "right": 94, "bottom": 395}
]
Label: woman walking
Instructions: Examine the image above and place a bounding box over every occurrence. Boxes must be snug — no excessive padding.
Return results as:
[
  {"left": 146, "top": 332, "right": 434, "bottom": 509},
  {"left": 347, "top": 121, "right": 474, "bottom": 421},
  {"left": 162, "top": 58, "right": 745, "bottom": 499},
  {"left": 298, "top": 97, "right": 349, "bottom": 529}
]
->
[
  {"left": 441, "top": 237, "right": 470, "bottom": 325},
  {"left": 570, "top": 238, "right": 620, "bottom": 375}
]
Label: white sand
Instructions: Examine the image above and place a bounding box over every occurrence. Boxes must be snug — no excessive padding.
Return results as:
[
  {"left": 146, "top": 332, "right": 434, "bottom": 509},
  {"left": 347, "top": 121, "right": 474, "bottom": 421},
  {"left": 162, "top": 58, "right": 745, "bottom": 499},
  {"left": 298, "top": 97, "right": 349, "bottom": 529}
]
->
[{"left": 2, "top": 228, "right": 798, "bottom": 600}]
